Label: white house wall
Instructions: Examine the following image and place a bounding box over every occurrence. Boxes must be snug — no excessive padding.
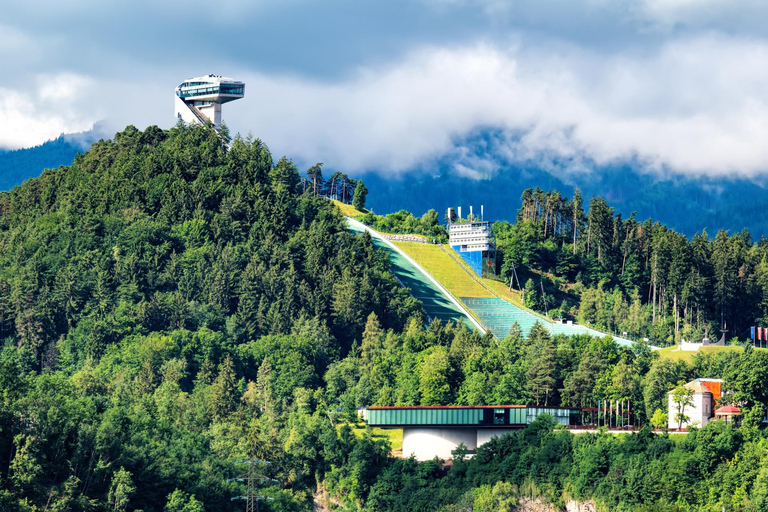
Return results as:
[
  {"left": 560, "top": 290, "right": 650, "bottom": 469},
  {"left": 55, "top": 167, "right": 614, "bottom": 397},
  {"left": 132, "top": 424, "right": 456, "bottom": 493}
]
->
[
  {"left": 668, "top": 392, "right": 712, "bottom": 430},
  {"left": 476, "top": 428, "right": 515, "bottom": 446},
  {"left": 403, "top": 428, "right": 477, "bottom": 461}
]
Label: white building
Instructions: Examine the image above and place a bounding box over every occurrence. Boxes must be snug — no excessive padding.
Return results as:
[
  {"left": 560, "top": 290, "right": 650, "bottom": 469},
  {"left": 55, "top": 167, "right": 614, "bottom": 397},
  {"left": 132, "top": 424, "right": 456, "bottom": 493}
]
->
[
  {"left": 667, "top": 378, "right": 723, "bottom": 430},
  {"left": 446, "top": 206, "right": 495, "bottom": 277},
  {"left": 448, "top": 221, "right": 491, "bottom": 252},
  {"left": 174, "top": 74, "right": 245, "bottom": 128}
]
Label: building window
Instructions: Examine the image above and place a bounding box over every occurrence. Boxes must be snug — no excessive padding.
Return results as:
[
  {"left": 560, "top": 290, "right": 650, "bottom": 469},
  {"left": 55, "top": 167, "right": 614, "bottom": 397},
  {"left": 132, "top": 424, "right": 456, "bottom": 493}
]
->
[{"left": 494, "top": 409, "right": 505, "bottom": 425}]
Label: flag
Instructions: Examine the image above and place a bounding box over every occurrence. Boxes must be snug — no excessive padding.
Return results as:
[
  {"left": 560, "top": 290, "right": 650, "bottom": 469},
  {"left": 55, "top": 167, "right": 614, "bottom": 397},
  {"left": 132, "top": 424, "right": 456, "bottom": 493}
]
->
[
  {"left": 759, "top": 328, "right": 762, "bottom": 342},
  {"left": 752, "top": 326, "right": 756, "bottom": 340}
]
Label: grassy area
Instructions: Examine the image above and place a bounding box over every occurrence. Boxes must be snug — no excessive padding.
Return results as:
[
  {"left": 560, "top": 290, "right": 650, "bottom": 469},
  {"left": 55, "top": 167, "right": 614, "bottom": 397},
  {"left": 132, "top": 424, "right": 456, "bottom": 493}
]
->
[
  {"left": 333, "top": 200, "right": 366, "bottom": 217},
  {"left": 392, "top": 242, "right": 492, "bottom": 298},
  {"left": 656, "top": 344, "right": 750, "bottom": 363},
  {"left": 340, "top": 423, "right": 403, "bottom": 453},
  {"left": 440, "top": 245, "right": 524, "bottom": 305},
  {"left": 481, "top": 277, "right": 523, "bottom": 305}
]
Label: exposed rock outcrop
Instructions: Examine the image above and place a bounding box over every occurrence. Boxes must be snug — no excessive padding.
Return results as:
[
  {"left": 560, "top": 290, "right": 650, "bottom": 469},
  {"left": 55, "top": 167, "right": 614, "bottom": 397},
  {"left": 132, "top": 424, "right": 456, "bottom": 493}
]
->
[{"left": 514, "top": 497, "right": 597, "bottom": 512}]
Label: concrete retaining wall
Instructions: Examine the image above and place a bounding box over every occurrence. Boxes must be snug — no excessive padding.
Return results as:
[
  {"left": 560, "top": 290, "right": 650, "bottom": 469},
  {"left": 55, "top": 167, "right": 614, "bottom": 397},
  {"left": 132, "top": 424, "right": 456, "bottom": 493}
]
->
[
  {"left": 403, "top": 428, "right": 478, "bottom": 461},
  {"left": 403, "top": 427, "right": 518, "bottom": 461}
]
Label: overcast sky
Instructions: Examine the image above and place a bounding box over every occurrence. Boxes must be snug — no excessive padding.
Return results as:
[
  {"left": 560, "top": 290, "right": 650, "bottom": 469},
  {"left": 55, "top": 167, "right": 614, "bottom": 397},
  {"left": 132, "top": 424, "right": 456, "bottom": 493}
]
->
[{"left": 3, "top": 0, "right": 768, "bottom": 178}]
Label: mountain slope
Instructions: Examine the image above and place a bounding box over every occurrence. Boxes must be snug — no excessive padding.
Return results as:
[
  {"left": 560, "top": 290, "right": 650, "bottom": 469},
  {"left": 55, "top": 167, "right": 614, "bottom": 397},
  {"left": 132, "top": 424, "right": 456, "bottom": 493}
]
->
[
  {"left": 363, "top": 167, "right": 768, "bottom": 238},
  {"left": 0, "top": 131, "right": 99, "bottom": 191},
  {"left": 5, "top": 128, "right": 768, "bottom": 237},
  {"left": 0, "top": 124, "right": 421, "bottom": 511}
]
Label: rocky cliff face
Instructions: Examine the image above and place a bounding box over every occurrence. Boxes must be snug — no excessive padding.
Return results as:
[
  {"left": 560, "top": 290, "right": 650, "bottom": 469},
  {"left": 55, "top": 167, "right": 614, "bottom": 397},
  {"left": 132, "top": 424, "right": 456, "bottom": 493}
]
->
[
  {"left": 515, "top": 497, "right": 598, "bottom": 512},
  {"left": 565, "top": 500, "right": 597, "bottom": 512}
]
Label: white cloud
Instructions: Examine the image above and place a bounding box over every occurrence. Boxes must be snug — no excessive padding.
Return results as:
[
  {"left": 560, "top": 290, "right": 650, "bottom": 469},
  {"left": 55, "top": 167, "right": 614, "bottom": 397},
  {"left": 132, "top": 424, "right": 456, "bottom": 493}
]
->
[
  {"left": 4, "top": 20, "right": 768, "bottom": 181},
  {"left": 0, "top": 74, "right": 99, "bottom": 149},
  {"left": 215, "top": 34, "right": 768, "bottom": 178}
]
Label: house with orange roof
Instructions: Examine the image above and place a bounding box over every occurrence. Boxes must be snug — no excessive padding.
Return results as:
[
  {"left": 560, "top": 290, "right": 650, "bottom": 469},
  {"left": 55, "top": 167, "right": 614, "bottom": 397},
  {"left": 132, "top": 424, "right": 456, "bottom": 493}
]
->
[{"left": 668, "top": 378, "right": 723, "bottom": 430}]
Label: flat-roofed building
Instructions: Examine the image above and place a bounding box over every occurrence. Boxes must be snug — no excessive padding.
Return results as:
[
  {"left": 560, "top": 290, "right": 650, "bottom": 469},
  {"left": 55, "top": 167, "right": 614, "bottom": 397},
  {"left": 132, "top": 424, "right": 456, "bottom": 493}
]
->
[{"left": 364, "top": 405, "right": 580, "bottom": 461}]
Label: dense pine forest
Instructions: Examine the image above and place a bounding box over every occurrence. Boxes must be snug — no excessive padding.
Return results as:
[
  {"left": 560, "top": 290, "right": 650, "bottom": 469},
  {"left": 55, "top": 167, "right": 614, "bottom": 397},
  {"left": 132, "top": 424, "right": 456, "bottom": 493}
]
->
[
  {"left": 3, "top": 124, "right": 768, "bottom": 511},
  {"left": 492, "top": 188, "right": 768, "bottom": 346},
  {"left": 0, "top": 136, "right": 85, "bottom": 192}
]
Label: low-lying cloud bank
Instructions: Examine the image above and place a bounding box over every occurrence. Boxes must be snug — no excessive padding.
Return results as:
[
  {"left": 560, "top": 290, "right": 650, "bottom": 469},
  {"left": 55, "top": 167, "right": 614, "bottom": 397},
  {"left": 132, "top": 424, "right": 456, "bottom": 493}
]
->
[
  {"left": 0, "top": 73, "right": 98, "bottom": 150},
  {"left": 229, "top": 35, "right": 768, "bottom": 178},
  {"left": 5, "top": 33, "right": 768, "bottom": 180}
]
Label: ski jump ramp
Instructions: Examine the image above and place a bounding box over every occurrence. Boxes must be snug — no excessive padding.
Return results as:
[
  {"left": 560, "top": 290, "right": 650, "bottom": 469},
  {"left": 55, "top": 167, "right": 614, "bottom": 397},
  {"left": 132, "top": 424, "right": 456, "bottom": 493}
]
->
[{"left": 346, "top": 217, "right": 485, "bottom": 333}]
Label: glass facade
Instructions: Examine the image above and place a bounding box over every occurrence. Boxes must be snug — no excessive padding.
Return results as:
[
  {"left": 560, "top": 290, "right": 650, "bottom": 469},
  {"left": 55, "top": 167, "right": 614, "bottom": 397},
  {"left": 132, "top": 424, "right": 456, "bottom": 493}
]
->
[
  {"left": 366, "top": 406, "right": 580, "bottom": 427},
  {"left": 176, "top": 83, "right": 245, "bottom": 99}
]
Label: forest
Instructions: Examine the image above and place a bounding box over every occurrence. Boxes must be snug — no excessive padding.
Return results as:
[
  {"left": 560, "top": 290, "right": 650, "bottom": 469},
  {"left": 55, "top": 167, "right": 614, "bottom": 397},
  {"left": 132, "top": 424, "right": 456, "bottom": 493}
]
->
[
  {"left": 0, "top": 136, "right": 84, "bottom": 192},
  {"left": 2, "top": 124, "right": 768, "bottom": 511},
  {"left": 492, "top": 188, "right": 768, "bottom": 346}
]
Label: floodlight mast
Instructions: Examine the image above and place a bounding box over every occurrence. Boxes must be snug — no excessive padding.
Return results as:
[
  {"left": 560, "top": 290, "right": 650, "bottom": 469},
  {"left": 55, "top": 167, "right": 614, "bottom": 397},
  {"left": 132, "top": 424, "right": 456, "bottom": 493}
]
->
[{"left": 174, "top": 74, "right": 245, "bottom": 129}]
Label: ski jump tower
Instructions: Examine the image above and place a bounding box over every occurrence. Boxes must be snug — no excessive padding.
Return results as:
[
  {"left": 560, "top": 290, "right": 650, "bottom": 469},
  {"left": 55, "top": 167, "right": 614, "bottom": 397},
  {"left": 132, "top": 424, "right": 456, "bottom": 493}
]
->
[{"left": 174, "top": 74, "right": 245, "bottom": 128}]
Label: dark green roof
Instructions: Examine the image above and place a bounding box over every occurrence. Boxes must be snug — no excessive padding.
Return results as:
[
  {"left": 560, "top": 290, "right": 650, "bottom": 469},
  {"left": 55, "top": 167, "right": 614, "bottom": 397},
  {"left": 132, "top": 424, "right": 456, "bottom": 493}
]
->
[{"left": 365, "top": 406, "right": 580, "bottom": 427}]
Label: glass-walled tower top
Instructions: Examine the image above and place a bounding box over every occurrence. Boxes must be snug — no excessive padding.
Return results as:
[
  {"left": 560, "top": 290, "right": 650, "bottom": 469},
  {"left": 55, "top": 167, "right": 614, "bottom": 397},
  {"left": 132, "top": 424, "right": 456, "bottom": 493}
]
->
[
  {"left": 175, "top": 74, "right": 245, "bottom": 102},
  {"left": 174, "top": 74, "right": 245, "bottom": 128}
]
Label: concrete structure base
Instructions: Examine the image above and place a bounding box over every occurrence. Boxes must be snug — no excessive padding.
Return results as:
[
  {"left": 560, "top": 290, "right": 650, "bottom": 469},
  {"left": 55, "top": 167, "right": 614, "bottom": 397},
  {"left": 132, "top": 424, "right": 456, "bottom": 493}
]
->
[{"left": 403, "top": 427, "right": 516, "bottom": 461}]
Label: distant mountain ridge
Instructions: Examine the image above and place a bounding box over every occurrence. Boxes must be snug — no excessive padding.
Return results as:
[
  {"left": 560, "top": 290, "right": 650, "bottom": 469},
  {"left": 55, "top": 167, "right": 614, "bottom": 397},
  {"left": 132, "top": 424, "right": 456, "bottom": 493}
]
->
[
  {"left": 4, "top": 128, "right": 768, "bottom": 237},
  {"left": 362, "top": 126, "right": 768, "bottom": 238},
  {"left": 0, "top": 129, "right": 99, "bottom": 191},
  {"left": 363, "top": 168, "right": 768, "bottom": 238}
]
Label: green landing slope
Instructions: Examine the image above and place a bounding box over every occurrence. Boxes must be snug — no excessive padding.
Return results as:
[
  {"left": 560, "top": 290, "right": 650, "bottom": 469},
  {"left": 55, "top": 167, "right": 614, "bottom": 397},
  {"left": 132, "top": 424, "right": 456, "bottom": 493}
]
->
[
  {"left": 382, "top": 230, "right": 633, "bottom": 345},
  {"left": 346, "top": 218, "right": 483, "bottom": 331},
  {"left": 462, "top": 297, "right": 633, "bottom": 346},
  {"left": 347, "top": 216, "right": 632, "bottom": 345}
]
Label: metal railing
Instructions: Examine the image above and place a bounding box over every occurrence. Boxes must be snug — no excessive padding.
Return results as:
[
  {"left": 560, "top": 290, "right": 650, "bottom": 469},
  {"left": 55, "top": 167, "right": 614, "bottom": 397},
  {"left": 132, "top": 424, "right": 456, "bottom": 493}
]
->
[{"left": 182, "top": 100, "right": 231, "bottom": 150}]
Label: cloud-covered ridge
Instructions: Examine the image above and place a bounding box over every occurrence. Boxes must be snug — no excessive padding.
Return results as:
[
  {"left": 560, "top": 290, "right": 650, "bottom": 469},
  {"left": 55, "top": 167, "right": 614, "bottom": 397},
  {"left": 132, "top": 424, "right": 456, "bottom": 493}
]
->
[
  {"left": 0, "top": 74, "right": 98, "bottom": 151},
  {"left": 0, "top": 12, "right": 768, "bottom": 182},
  {"left": 226, "top": 35, "right": 768, "bottom": 178}
]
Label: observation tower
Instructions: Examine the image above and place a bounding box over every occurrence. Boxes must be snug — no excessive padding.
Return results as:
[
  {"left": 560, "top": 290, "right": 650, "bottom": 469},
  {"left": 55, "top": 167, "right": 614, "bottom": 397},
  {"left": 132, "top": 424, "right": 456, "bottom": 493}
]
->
[{"left": 174, "top": 74, "right": 245, "bottom": 128}]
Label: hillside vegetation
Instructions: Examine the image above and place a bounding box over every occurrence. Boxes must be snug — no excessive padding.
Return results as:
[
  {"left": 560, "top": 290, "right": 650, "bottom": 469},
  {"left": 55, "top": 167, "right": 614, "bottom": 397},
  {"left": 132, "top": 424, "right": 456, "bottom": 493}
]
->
[
  {"left": 492, "top": 188, "right": 768, "bottom": 346},
  {"left": 3, "top": 125, "right": 768, "bottom": 512},
  {"left": 0, "top": 135, "right": 84, "bottom": 190},
  {"left": 0, "top": 124, "right": 421, "bottom": 511}
]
